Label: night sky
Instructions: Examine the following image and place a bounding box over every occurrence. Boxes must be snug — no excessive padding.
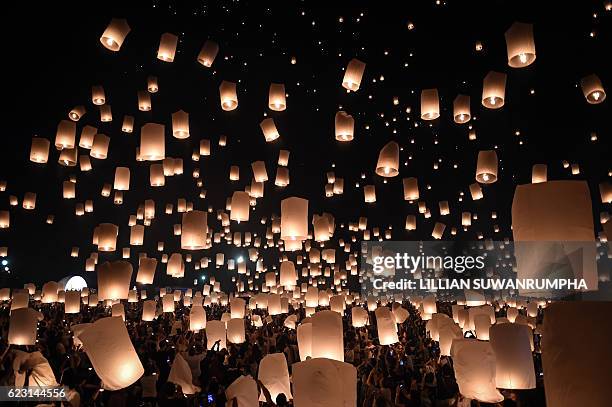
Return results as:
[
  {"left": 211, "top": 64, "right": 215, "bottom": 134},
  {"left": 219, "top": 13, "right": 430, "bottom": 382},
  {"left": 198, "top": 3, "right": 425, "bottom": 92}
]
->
[{"left": 1, "top": 0, "right": 610, "bottom": 289}]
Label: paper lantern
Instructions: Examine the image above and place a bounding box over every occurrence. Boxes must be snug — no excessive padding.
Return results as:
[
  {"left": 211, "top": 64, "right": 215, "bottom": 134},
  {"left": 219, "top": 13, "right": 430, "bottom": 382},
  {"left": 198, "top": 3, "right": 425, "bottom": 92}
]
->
[
  {"left": 100, "top": 18, "right": 130, "bottom": 51},
  {"left": 260, "top": 118, "right": 280, "bottom": 142},
  {"left": 113, "top": 167, "right": 130, "bottom": 191},
  {"left": 135, "top": 258, "right": 156, "bottom": 285},
  {"left": 220, "top": 81, "right": 238, "bottom": 111},
  {"left": 30, "top": 137, "right": 50, "bottom": 163},
  {"left": 167, "top": 253, "right": 184, "bottom": 277},
  {"left": 79, "top": 317, "right": 144, "bottom": 390},
  {"left": 351, "top": 307, "right": 368, "bottom": 327},
  {"left": 227, "top": 318, "right": 246, "bottom": 344},
  {"left": 420, "top": 89, "right": 440, "bottom": 120},
  {"left": 292, "top": 358, "right": 357, "bottom": 407},
  {"left": 186, "top": 304, "right": 205, "bottom": 331},
  {"left": 342, "top": 58, "right": 366, "bottom": 91},
  {"left": 68, "top": 105, "right": 86, "bottom": 121},
  {"left": 230, "top": 191, "right": 250, "bottom": 222},
  {"left": 532, "top": 164, "right": 547, "bottom": 183},
  {"left": 482, "top": 71, "right": 507, "bottom": 108},
  {"left": 9, "top": 308, "right": 42, "bottom": 345},
  {"left": 258, "top": 353, "right": 292, "bottom": 401},
  {"left": 129, "top": 225, "right": 144, "bottom": 246},
  {"left": 375, "top": 141, "right": 399, "bottom": 177},
  {"left": 469, "top": 182, "right": 483, "bottom": 200},
  {"left": 140, "top": 123, "right": 165, "bottom": 161},
  {"left": 226, "top": 375, "right": 258, "bottom": 407},
  {"left": 278, "top": 149, "right": 290, "bottom": 166},
  {"left": 90, "top": 134, "right": 110, "bottom": 159},
  {"left": 55, "top": 120, "right": 76, "bottom": 149},
  {"left": 363, "top": 185, "right": 376, "bottom": 203},
  {"left": 311, "top": 310, "right": 343, "bottom": 361},
  {"left": 230, "top": 297, "right": 246, "bottom": 319},
  {"left": 268, "top": 83, "right": 286, "bottom": 111},
  {"left": 99, "top": 105, "right": 112, "bottom": 122},
  {"left": 142, "top": 300, "right": 156, "bottom": 321},
  {"left": 150, "top": 164, "right": 165, "bottom": 186},
  {"left": 512, "top": 181, "right": 597, "bottom": 295},
  {"left": 64, "top": 290, "right": 81, "bottom": 314},
  {"left": 172, "top": 110, "right": 190, "bottom": 139},
  {"left": 250, "top": 161, "right": 268, "bottom": 183},
  {"left": 206, "top": 320, "right": 227, "bottom": 350},
  {"left": 181, "top": 210, "right": 208, "bottom": 249},
  {"left": 137, "top": 90, "right": 151, "bottom": 111},
  {"left": 97, "top": 260, "right": 132, "bottom": 300},
  {"left": 296, "top": 322, "right": 312, "bottom": 361},
  {"left": 91, "top": 85, "right": 105, "bottom": 105},
  {"left": 432, "top": 222, "right": 446, "bottom": 239},
  {"left": 157, "top": 33, "right": 178, "bottom": 62},
  {"left": 453, "top": 94, "right": 471, "bottom": 123},
  {"left": 78, "top": 126, "right": 97, "bottom": 149},
  {"left": 375, "top": 307, "right": 399, "bottom": 345},
  {"left": 197, "top": 39, "right": 219, "bottom": 67},
  {"left": 57, "top": 147, "right": 76, "bottom": 167},
  {"left": 334, "top": 110, "right": 355, "bottom": 141},
  {"left": 438, "top": 320, "right": 463, "bottom": 356},
  {"left": 111, "top": 303, "right": 125, "bottom": 320},
  {"left": 580, "top": 74, "right": 606, "bottom": 104},
  {"left": 95, "top": 223, "right": 118, "bottom": 252},
  {"left": 505, "top": 22, "right": 536, "bottom": 67},
  {"left": 489, "top": 323, "right": 536, "bottom": 389},
  {"left": 476, "top": 150, "right": 498, "bottom": 183},
  {"left": 275, "top": 167, "right": 290, "bottom": 186},
  {"left": 542, "top": 302, "right": 612, "bottom": 407},
  {"left": 281, "top": 197, "right": 308, "bottom": 242},
  {"left": 451, "top": 339, "right": 504, "bottom": 403},
  {"left": 40, "top": 282, "right": 58, "bottom": 303}
]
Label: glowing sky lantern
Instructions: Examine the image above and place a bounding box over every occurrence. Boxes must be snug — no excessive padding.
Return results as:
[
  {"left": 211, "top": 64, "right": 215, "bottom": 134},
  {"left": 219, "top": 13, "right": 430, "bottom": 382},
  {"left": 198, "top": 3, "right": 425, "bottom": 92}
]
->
[
  {"left": 580, "top": 74, "right": 606, "bottom": 104},
  {"left": 268, "top": 83, "right": 287, "bottom": 111},
  {"left": 505, "top": 22, "right": 536, "bottom": 67},
  {"left": 482, "top": 71, "right": 507, "bottom": 108},
  {"left": 100, "top": 18, "right": 131, "bottom": 51},
  {"left": 79, "top": 317, "right": 144, "bottom": 390},
  {"left": 97, "top": 260, "right": 132, "bottom": 301},
  {"left": 451, "top": 339, "right": 504, "bottom": 403},
  {"left": 475, "top": 150, "right": 498, "bottom": 184},
  {"left": 335, "top": 111, "right": 354, "bottom": 141},
  {"left": 157, "top": 33, "right": 178, "bottom": 62},
  {"left": 489, "top": 323, "right": 536, "bottom": 389},
  {"left": 181, "top": 210, "right": 208, "bottom": 250},
  {"left": 375, "top": 141, "right": 399, "bottom": 177},
  {"left": 9, "top": 307, "right": 43, "bottom": 345},
  {"left": 219, "top": 81, "right": 238, "bottom": 111},
  {"left": 258, "top": 353, "right": 292, "bottom": 401},
  {"left": 420, "top": 88, "right": 440, "bottom": 120},
  {"left": 293, "top": 358, "right": 357, "bottom": 407},
  {"left": 342, "top": 58, "right": 366, "bottom": 91},
  {"left": 197, "top": 39, "right": 219, "bottom": 67},
  {"left": 281, "top": 197, "right": 308, "bottom": 242},
  {"left": 312, "top": 310, "right": 344, "bottom": 361}
]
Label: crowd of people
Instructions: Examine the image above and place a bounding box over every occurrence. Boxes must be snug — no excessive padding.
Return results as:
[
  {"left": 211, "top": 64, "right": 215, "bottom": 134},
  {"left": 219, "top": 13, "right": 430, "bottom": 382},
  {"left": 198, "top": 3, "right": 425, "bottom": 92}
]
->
[{"left": 0, "top": 295, "right": 546, "bottom": 407}]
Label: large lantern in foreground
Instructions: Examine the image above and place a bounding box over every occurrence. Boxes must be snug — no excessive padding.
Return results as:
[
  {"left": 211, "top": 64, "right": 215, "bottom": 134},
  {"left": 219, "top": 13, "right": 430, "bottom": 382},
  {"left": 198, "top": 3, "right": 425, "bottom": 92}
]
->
[
  {"left": 258, "top": 353, "right": 292, "bottom": 401},
  {"left": 451, "top": 339, "right": 503, "bottom": 403},
  {"left": 542, "top": 302, "right": 612, "bottom": 407},
  {"left": 293, "top": 358, "right": 357, "bottom": 407},
  {"left": 489, "top": 323, "right": 536, "bottom": 389},
  {"left": 311, "top": 310, "right": 343, "bottom": 361},
  {"left": 79, "top": 317, "right": 144, "bottom": 390}
]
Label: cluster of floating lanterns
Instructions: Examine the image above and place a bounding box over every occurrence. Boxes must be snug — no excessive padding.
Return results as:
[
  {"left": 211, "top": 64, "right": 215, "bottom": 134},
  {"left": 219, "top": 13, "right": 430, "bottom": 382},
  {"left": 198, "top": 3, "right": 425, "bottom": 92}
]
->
[{"left": 0, "top": 11, "right": 610, "bottom": 407}]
